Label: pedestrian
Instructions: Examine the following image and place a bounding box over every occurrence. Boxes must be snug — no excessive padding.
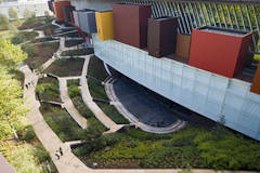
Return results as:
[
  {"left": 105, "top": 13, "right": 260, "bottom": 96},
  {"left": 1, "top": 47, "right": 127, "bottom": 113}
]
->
[
  {"left": 25, "top": 84, "right": 28, "bottom": 89},
  {"left": 59, "top": 147, "right": 63, "bottom": 156},
  {"left": 55, "top": 151, "right": 60, "bottom": 160}
]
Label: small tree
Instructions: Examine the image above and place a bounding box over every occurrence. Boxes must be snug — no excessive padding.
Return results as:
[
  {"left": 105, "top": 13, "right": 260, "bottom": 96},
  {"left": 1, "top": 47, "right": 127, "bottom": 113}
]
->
[
  {"left": 0, "top": 14, "right": 10, "bottom": 30},
  {"left": 8, "top": 8, "right": 19, "bottom": 21}
]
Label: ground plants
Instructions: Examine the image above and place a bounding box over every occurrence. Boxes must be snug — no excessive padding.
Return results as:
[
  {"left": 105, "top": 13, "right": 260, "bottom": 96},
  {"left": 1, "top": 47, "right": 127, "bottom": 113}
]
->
[
  {"left": 40, "top": 103, "right": 83, "bottom": 142},
  {"left": 61, "top": 48, "right": 94, "bottom": 56},
  {"left": 11, "top": 31, "right": 39, "bottom": 44},
  {"left": 36, "top": 77, "right": 61, "bottom": 102},
  {"left": 44, "top": 58, "right": 84, "bottom": 77}
]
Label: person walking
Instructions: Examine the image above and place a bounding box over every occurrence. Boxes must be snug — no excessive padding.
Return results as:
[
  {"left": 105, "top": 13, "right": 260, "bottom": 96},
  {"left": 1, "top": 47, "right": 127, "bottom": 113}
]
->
[
  {"left": 59, "top": 147, "right": 63, "bottom": 156},
  {"left": 55, "top": 150, "right": 60, "bottom": 160}
]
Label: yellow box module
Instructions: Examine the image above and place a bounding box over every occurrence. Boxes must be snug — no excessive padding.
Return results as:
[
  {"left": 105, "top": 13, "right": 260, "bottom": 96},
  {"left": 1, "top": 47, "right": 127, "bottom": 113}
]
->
[{"left": 95, "top": 11, "right": 114, "bottom": 40}]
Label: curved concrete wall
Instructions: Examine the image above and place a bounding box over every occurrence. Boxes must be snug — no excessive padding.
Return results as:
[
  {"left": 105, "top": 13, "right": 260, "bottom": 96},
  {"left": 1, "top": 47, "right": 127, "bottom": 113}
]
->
[{"left": 93, "top": 34, "right": 260, "bottom": 141}]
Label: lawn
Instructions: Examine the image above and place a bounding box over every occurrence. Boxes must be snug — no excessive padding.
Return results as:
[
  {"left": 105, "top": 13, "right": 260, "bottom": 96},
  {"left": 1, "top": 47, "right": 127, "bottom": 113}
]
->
[
  {"left": 36, "top": 77, "right": 61, "bottom": 102},
  {"left": 11, "top": 31, "right": 39, "bottom": 45},
  {"left": 73, "top": 124, "right": 260, "bottom": 170},
  {"left": 44, "top": 58, "right": 84, "bottom": 77},
  {"left": 0, "top": 125, "right": 57, "bottom": 173},
  {"left": 61, "top": 48, "right": 94, "bottom": 56},
  {"left": 88, "top": 56, "right": 129, "bottom": 124},
  {"left": 40, "top": 103, "right": 83, "bottom": 142},
  {"left": 22, "top": 42, "right": 59, "bottom": 69}
]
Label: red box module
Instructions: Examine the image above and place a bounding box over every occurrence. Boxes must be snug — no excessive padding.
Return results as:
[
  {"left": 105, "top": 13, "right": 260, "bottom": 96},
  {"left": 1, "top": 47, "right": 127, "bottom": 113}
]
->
[
  {"left": 53, "top": 1, "right": 71, "bottom": 22},
  {"left": 189, "top": 27, "right": 253, "bottom": 78},
  {"left": 112, "top": 4, "right": 151, "bottom": 48}
]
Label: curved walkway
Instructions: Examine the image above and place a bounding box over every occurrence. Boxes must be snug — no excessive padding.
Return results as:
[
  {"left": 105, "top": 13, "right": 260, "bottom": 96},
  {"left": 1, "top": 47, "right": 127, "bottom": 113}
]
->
[
  {"left": 80, "top": 55, "right": 124, "bottom": 133},
  {"left": 59, "top": 77, "right": 87, "bottom": 129}
]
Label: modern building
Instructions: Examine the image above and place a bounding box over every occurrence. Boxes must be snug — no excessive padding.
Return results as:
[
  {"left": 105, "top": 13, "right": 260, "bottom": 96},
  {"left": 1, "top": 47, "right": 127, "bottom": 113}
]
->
[{"left": 50, "top": 0, "right": 260, "bottom": 141}]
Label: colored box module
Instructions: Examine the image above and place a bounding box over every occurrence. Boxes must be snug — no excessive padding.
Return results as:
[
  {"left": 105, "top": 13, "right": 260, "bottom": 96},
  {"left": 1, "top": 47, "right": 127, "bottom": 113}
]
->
[
  {"left": 53, "top": 1, "right": 71, "bottom": 22},
  {"left": 112, "top": 4, "right": 151, "bottom": 48},
  {"left": 63, "top": 6, "right": 75, "bottom": 24},
  {"left": 78, "top": 10, "right": 97, "bottom": 33},
  {"left": 251, "top": 62, "right": 260, "bottom": 94},
  {"left": 95, "top": 11, "right": 114, "bottom": 40},
  {"left": 176, "top": 33, "right": 191, "bottom": 59},
  {"left": 189, "top": 27, "right": 253, "bottom": 78},
  {"left": 148, "top": 17, "right": 178, "bottom": 58}
]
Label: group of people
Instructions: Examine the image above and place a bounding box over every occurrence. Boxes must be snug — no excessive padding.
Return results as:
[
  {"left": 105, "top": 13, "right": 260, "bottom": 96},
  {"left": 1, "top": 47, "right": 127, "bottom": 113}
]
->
[
  {"left": 55, "top": 147, "right": 63, "bottom": 160},
  {"left": 25, "top": 81, "right": 34, "bottom": 89}
]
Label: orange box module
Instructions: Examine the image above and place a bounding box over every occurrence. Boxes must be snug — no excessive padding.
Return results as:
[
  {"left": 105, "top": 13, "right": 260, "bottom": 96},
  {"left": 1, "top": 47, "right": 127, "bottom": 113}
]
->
[
  {"left": 53, "top": 1, "right": 71, "bottom": 22},
  {"left": 189, "top": 27, "right": 253, "bottom": 78},
  {"left": 95, "top": 11, "right": 114, "bottom": 40}
]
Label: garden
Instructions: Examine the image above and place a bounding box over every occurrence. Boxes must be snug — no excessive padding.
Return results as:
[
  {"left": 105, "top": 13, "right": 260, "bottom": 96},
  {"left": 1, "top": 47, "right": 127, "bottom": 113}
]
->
[
  {"left": 44, "top": 58, "right": 84, "bottom": 77},
  {"left": 22, "top": 42, "right": 59, "bottom": 69}
]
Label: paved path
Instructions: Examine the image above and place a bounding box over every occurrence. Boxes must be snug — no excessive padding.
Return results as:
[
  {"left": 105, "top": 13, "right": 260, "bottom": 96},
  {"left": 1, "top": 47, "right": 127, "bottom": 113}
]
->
[
  {"left": 59, "top": 77, "right": 87, "bottom": 129},
  {"left": 80, "top": 56, "right": 124, "bottom": 133}
]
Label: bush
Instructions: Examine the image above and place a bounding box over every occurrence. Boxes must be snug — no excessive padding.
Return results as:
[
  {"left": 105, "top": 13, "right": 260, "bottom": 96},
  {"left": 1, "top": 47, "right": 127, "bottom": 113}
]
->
[
  {"left": 61, "top": 48, "right": 94, "bottom": 56},
  {"left": 18, "top": 125, "right": 36, "bottom": 142},
  {"left": 11, "top": 31, "right": 39, "bottom": 45},
  {"left": 34, "top": 145, "right": 50, "bottom": 163}
]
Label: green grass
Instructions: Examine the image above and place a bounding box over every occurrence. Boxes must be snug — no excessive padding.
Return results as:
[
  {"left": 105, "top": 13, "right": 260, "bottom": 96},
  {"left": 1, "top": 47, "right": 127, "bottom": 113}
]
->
[
  {"left": 61, "top": 48, "right": 94, "bottom": 56},
  {"left": 73, "top": 125, "right": 260, "bottom": 170},
  {"left": 36, "top": 77, "right": 61, "bottom": 102},
  {"left": 40, "top": 103, "right": 83, "bottom": 142},
  {"left": 11, "top": 31, "right": 39, "bottom": 45},
  {"left": 44, "top": 58, "right": 84, "bottom": 77},
  {"left": 88, "top": 56, "right": 129, "bottom": 124},
  {"left": 23, "top": 42, "right": 59, "bottom": 69}
]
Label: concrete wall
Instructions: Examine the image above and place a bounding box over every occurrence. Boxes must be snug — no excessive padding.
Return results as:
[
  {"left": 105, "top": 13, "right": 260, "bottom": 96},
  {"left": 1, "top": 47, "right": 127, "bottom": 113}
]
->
[
  {"left": 93, "top": 34, "right": 260, "bottom": 141},
  {"left": 0, "top": 1, "right": 50, "bottom": 19}
]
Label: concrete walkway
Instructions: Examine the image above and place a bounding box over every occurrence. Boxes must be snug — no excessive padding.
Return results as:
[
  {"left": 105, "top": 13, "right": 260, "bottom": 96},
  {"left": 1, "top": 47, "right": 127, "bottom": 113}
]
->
[
  {"left": 59, "top": 77, "right": 87, "bottom": 129},
  {"left": 80, "top": 55, "right": 124, "bottom": 133}
]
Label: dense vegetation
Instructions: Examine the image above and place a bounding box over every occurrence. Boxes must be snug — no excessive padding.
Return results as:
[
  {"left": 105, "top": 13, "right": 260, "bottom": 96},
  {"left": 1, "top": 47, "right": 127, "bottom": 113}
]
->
[
  {"left": 44, "top": 58, "right": 84, "bottom": 77},
  {"left": 40, "top": 104, "right": 83, "bottom": 142},
  {"left": 22, "top": 42, "right": 59, "bottom": 69},
  {"left": 36, "top": 77, "right": 61, "bottom": 102},
  {"left": 0, "top": 38, "right": 57, "bottom": 173},
  {"left": 61, "top": 48, "right": 94, "bottom": 56},
  {"left": 11, "top": 31, "right": 39, "bottom": 44},
  {"left": 73, "top": 124, "right": 260, "bottom": 170}
]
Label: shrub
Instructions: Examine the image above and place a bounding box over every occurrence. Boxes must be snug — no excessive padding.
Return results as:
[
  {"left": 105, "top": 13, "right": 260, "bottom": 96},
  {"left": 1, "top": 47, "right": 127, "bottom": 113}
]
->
[
  {"left": 18, "top": 125, "right": 36, "bottom": 142},
  {"left": 34, "top": 145, "right": 49, "bottom": 163},
  {"left": 11, "top": 31, "right": 39, "bottom": 45}
]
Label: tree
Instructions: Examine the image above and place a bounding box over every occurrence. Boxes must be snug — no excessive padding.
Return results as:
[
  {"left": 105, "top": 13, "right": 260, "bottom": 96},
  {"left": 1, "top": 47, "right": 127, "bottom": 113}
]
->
[
  {"left": 8, "top": 8, "right": 19, "bottom": 21},
  {"left": 0, "top": 39, "right": 27, "bottom": 69},
  {"left": 0, "top": 39, "right": 28, "bottom": 139},
  {"left": 0, "top": 14, "right": 10, "bottom": 30}
]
